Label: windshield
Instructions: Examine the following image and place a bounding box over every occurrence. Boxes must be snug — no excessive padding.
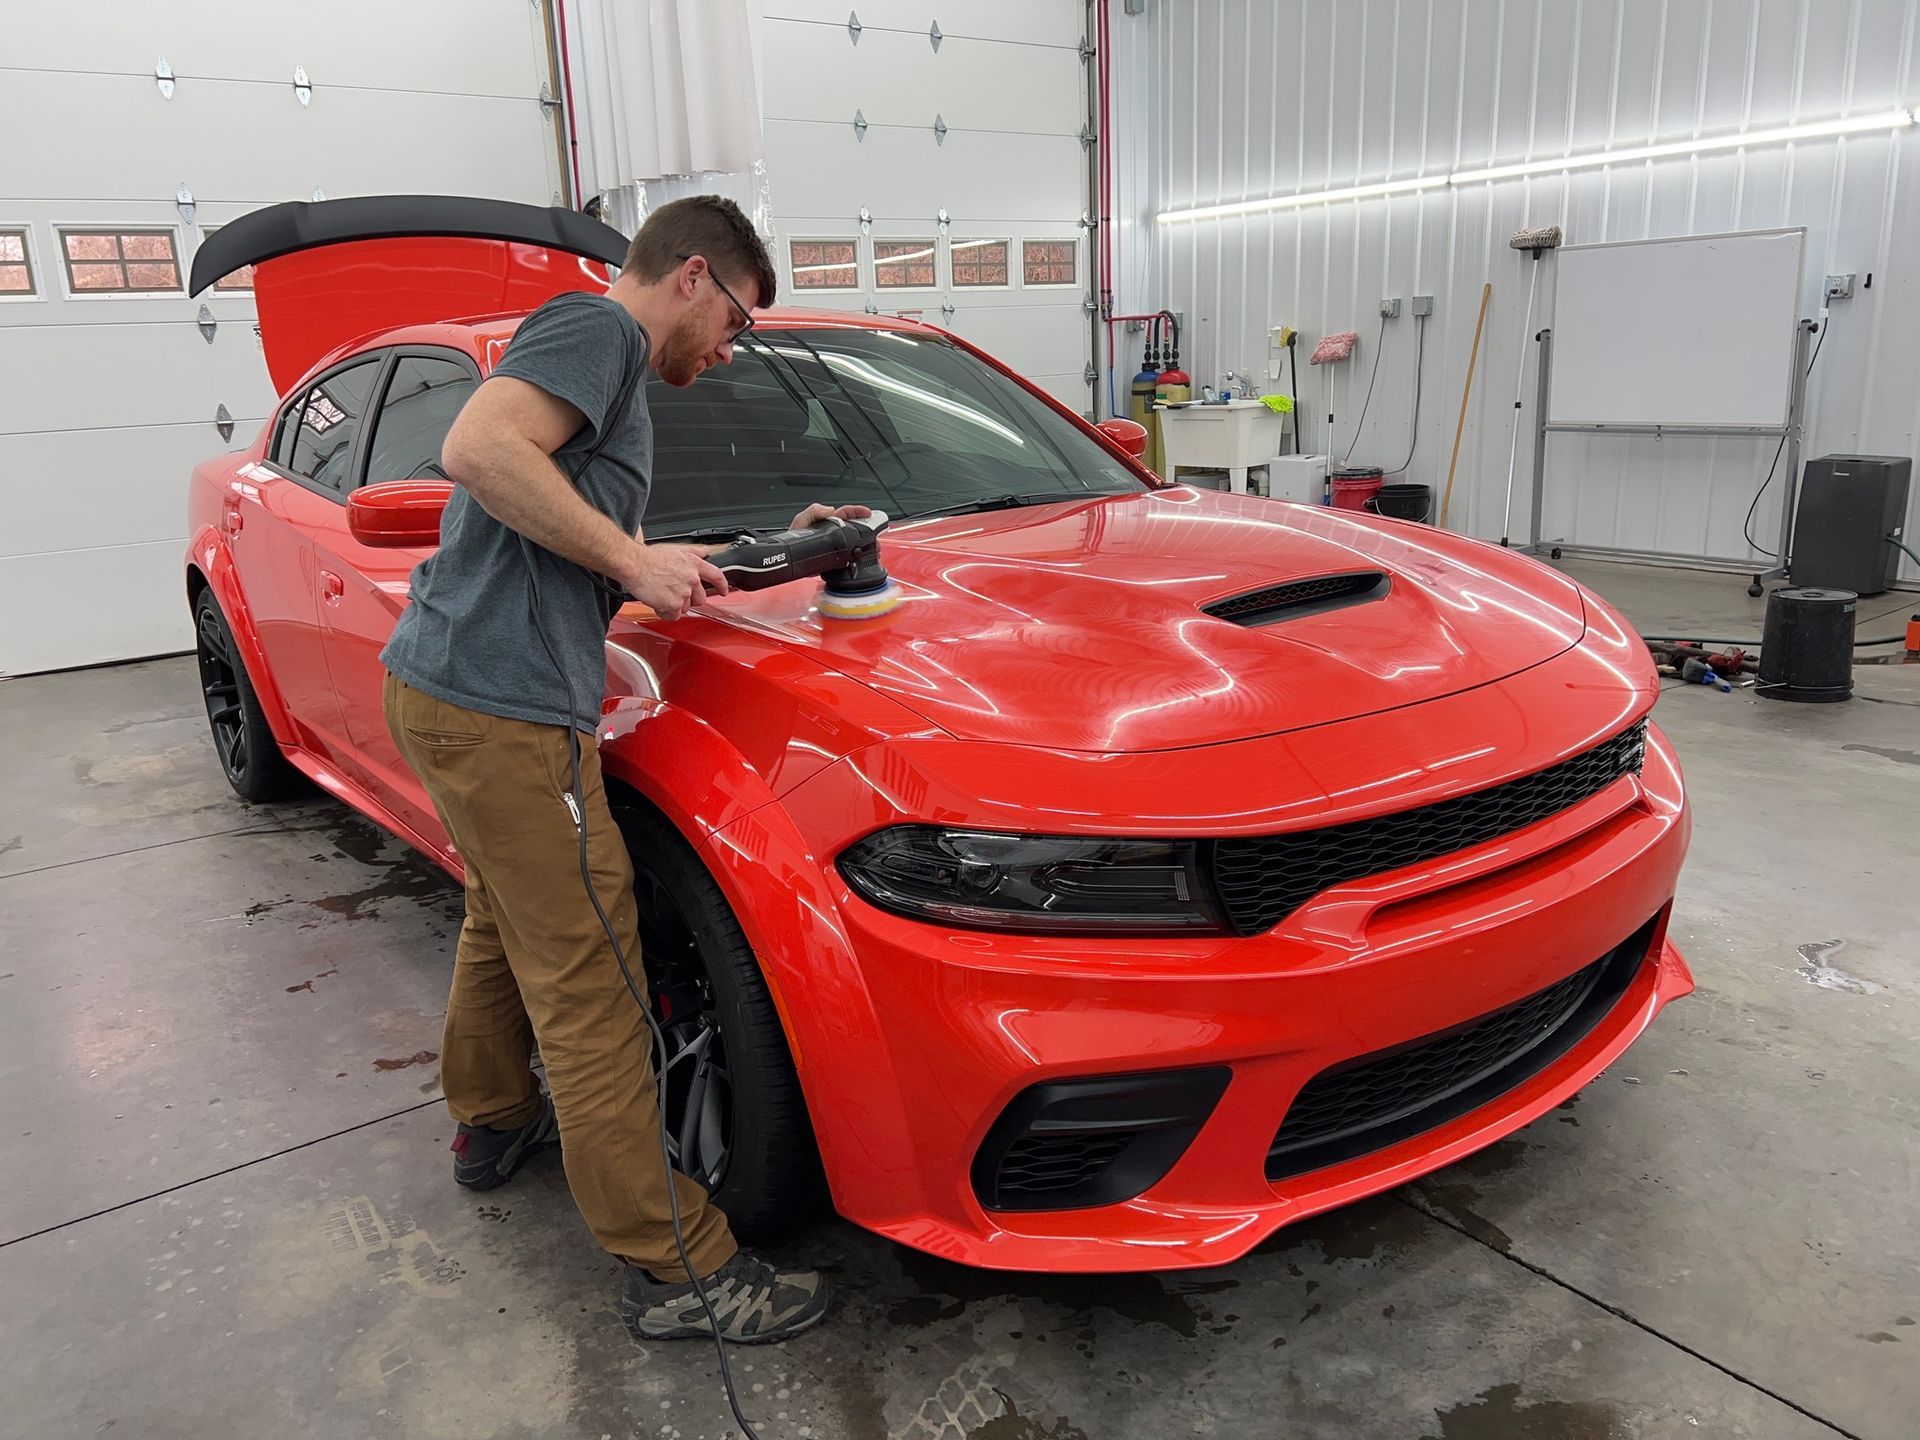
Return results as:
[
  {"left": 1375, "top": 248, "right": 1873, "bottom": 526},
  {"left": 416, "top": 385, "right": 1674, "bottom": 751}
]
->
[{"left": 640, "top": 327, "right": 1144, "bottom": 536}]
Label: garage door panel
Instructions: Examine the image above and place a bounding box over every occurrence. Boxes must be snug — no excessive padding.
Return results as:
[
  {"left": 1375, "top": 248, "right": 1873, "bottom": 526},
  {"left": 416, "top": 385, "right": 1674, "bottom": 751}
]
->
[
  {"left": 0, "top": 426, "right": 259, "bottom": 559},
  {"left": 944, "top": 303, "right": 1089, "bottom": 379},
  {"left": 762, "top": 1, "right": 1084, "bottom": 49},
  {"left": 3, "top": 72, "right": 554, "bottom": 204},
  {"left": 766, "top": 122, "right": 1085, "bottom": 221},
  {"left": 0, "top": 541, "right": 194, "bottom": 676},
  {"left": 762, "top": 21, "right": 1084, "bottom": 134},
  {"left": 1, "top": 321, "right": 277, "bottom": 435},
  {"left": 1027, "top": 373, "right": 1096, "bottom": 414},
  {"left": 5, "top": 0, "right": 543, "bottom": 98}
]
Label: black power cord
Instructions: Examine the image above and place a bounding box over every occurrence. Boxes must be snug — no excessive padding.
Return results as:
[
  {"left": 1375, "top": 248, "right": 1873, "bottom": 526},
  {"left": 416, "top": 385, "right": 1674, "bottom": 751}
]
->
[
  {"left": 518, "top": 320, "right": 766, "bottom": 1440},
  {"left": 1383, "top": 314, "right": 1429, "bottom": 476},
  {"left": 1343, "top": 313, "right": 1390, "bottom": 463},
  {"left": 1743, "top": 314, "right": 1831, "bottom": 558}
]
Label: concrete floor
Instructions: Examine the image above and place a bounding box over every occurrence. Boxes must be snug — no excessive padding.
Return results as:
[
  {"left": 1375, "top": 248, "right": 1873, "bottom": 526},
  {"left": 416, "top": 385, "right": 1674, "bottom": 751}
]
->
[{"left": 1, "top": 560, "right": 1915, "bottom": 1440}]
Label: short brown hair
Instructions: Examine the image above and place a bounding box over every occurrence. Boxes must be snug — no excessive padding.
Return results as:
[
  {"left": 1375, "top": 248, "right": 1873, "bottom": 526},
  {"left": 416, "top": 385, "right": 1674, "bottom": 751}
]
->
[{"left": 622, "top": 195, "right": 777, "bottom": 309}]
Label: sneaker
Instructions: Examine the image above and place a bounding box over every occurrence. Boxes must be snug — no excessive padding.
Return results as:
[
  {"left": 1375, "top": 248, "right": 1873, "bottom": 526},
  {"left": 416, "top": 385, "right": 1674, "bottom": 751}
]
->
[
  {"left": 450, "top": 1095, "right": 559, "bottom": 1191},
  {"left": 620, "top": 1251, "right": 831, "bottom": 1344}
]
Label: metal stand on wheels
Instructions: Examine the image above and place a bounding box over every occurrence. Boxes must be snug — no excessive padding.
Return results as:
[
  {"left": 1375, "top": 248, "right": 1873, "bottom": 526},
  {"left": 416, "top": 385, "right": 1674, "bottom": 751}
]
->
[{"left": 1522, "top": 319, "right": 1816, "bottom": 589}]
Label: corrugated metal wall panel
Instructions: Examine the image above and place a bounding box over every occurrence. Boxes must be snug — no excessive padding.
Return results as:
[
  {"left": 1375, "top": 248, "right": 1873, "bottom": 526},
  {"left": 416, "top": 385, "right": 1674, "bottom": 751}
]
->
[{"left": 1112, "top": 0, "right": 1920, "bottom": 578}]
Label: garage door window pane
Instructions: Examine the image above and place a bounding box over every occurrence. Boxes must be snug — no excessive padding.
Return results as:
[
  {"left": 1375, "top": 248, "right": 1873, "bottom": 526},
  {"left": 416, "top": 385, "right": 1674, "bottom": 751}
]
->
[
  {"left": 950, "top": 239, "right": 1010, "bottom": 288},
  {"left": 58, "top": 229, "right": 182, "bottom": 293},
  {"left": 0, "top": 230, "right": 33, "bottom": 294},
  {"left": 790, "top": 239, "right": 859, "bottom": 290},
  {"left": 201, "top": 226, "right": 257, "bottom": 291},
  {"left": 365, "top": 355, "right": 478, "bottom": 484},
  {"left": 1022, "top": 239, "right": 1077, "bottom": 287},
  {"left": 875, "top": 240, "right": 937, "bottom": 289},
  {"left": 288, "top": 359, "right": 383, "bottom": 492}
]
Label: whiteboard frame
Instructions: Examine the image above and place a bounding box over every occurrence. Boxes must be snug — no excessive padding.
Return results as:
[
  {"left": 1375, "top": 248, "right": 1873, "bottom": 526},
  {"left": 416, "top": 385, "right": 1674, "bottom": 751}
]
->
[
  {"left": 1546, "top": 227, "right": 1807, "bottom": 431},
  {"left": 1526, "top": 317, "right": 1817, "bottom": 586}
]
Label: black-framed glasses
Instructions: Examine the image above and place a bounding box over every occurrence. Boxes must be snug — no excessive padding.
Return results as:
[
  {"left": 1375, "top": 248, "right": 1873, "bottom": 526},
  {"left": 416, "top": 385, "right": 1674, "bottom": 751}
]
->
[{"left": 676, "top": 252, "right": 756, "bottom": 341}]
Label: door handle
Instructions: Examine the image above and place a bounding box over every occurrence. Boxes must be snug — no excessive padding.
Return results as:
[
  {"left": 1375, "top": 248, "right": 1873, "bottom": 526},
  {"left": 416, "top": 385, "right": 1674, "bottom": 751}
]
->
[
  {"left": 222, "top": 494, "right": 244, "bottom": 534},
  {"left": 320, "top": 570, "right": 344, "bottom": 604}
]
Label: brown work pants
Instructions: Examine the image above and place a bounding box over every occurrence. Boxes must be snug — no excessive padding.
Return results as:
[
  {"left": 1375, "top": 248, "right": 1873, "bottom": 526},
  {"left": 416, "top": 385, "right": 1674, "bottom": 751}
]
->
[{"left": 384, "top": 673, "right": 736, "bottom": 1282}]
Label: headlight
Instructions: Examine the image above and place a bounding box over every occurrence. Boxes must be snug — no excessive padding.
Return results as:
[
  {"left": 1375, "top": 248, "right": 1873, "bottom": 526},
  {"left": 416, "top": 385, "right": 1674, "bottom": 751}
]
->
[{"left": 837, "top": 826, "right": 1227, "bottom": 934}]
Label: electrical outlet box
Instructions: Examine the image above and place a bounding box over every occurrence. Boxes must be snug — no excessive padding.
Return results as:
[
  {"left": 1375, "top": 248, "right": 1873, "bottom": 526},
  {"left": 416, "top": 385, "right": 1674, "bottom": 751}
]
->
[
  {"left": 1378, "top": 297, "right": 1402, "bottom": 319},
  {"left": 1825, "top": 273, "right": 1856, "bottom": 299},
  {"left": 1412, "top": 295, "right": 1435, "bottom": 316}
]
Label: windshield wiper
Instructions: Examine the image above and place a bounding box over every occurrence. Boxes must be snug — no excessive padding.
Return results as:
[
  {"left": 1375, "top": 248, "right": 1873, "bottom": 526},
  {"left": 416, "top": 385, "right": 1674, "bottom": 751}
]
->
[{"left": 902, "top": 491, "right": 1084, "bottom": 523}]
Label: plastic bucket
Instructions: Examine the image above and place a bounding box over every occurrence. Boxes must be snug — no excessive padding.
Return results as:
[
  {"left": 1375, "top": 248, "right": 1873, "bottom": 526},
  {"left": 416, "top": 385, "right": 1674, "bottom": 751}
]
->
[
  {"left": 1329, "top": 466, "right": 1383, "bottom": 511},
  {"left": 1364, "top": 482, "right": 1432, "bottom": 522}
]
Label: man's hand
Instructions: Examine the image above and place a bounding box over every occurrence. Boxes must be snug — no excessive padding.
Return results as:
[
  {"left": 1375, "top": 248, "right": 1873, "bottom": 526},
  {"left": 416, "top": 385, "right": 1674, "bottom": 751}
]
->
[
  {"left": 612, "top": 541, "right": 729, "bottom": 621},
  {"left": 789, "top": 502, "right": 874, "bottom": 531}
]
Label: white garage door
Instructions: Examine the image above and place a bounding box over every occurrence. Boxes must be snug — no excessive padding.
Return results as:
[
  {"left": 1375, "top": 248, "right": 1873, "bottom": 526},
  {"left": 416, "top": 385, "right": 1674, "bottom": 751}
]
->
[
  {"left": 756, "top": 2, "right": 1094, "bottom": 414},
  {"left": 0, "top": 0, "right": 563, "bottom": 676}
]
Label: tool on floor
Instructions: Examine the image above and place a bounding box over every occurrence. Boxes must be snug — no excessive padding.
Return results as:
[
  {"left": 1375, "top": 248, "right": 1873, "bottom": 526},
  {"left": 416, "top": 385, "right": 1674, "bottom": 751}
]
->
[
  {"left": 704, "top": 511, "right": 901, "bottom": 620},
  {"left": 1678, "top": 655, "right": 1735, "bottom": 692},
  {"left": 1309, "top": 331, "right": 1358, "bottom": 499},
  {"left": 1440, "top": 282, "right": 1493, "bottom": 529},
  {"left": 1501, "top": 225, "right": 1563, "bottom": 546}
]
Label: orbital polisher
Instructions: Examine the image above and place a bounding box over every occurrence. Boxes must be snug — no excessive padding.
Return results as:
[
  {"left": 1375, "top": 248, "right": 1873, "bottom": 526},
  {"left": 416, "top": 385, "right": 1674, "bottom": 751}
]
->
[{"left": 702, "top": 509, "right": 900, "bottom": 620}]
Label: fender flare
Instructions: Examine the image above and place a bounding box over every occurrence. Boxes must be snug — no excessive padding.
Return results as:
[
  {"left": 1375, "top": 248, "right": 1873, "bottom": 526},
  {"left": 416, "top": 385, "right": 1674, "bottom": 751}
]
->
[
  {"left": 185, "top": 530, "right": 301, "bottom": 750},
  {"left": 598, "top": 700, "right": 922, "bottom": 1221}
]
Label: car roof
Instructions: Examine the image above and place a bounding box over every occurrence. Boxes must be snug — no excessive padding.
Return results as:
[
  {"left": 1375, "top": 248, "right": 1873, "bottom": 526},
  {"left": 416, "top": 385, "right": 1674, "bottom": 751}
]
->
[{"left": 327, "top": 306, "right": 945, "bottom": 375}]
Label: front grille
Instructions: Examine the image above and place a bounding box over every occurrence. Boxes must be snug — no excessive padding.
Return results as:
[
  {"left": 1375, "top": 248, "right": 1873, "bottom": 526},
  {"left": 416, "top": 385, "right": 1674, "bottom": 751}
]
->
[
  {"left": 1204, "top": 571, "right": 1388, "bottom": 626},
  {"left": 994, "top": 1134, "right": 1131, "bottom": 1202},
  {"left": 1209, "top": 721, "right": 1648, "bottom": 934},
  {"left": 1266, "top": 920, "right": 1654, "bottom": 1180}
]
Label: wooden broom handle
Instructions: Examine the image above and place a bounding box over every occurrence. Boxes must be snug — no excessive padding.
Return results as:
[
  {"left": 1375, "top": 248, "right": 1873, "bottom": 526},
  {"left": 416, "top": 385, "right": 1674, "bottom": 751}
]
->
[{"left": 1440, "top": 281, "right": 1492, "bottom": 529}]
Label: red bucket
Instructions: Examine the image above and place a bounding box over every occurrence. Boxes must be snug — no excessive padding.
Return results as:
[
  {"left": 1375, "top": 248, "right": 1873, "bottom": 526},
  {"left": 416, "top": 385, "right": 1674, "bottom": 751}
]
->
[{"left": 1329, "top": 466, "right": 1383, "bottom": 511}]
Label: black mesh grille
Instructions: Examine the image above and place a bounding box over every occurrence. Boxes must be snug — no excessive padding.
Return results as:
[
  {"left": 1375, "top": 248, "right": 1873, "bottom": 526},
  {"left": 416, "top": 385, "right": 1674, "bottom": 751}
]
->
[
  {"left": 994, "top": 1134, "right": 1132, "bottom": 1200},
  {"left": 1209, "top": 721, "right": 1648, "bottom": 934},
  {"left": 1266, "top": 922, "right": 1653, "bottom": 1180},
  {"left": 1203, "top": 571, "right": 1388, "bottom": 626}
]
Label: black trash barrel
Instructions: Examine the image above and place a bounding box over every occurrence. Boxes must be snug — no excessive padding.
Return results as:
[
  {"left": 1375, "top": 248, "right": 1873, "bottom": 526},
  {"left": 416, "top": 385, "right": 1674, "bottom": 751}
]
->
[
  {"left": 1366, "top": 483, "right": 1432, "bottom": 521},
  {"left": 1758, "top": 587, "right": 1856, "bottom": 703}
]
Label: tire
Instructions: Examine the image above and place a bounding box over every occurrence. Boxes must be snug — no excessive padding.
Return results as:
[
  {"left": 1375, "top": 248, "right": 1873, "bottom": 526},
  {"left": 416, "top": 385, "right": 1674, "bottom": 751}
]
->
[
  {"left": 193, "top": 587, "right": 304, "bottom": 803},
  {"left": 611, "top": 798, "right": 828, "bottom": 1243}
]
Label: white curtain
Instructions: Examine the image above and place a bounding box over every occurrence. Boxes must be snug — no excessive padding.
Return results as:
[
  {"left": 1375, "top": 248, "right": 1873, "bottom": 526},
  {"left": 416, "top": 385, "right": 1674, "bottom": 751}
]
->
[{"left": 562, "top": 0, "right": 773, "bottom": 236}]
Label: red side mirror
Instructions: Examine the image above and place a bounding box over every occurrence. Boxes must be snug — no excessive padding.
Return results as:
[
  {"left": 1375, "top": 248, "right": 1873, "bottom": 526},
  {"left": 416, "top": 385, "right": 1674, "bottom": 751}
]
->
[
  {"left": 347, "top": 480, "right": 452, "bottom": 548},
  {"left": 1095, "top": 416, "right": 1150, "bottom": 460}
]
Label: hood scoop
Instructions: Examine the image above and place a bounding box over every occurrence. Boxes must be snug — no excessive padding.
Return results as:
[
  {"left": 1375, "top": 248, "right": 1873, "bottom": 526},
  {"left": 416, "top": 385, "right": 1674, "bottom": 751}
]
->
[{"left": 1203, "top": 570, "right": 1389, "bottom": 627}]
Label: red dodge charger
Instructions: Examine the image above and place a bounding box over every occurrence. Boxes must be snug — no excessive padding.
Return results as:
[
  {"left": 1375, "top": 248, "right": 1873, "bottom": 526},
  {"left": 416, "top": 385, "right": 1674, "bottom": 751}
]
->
[{"left": 184, "top": 197, "right": 1691, "bottom": 1271}]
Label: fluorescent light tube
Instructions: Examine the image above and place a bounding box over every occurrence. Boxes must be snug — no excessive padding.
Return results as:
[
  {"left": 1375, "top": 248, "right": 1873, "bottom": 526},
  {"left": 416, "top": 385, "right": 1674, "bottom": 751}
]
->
[
  {"left": 1156, "top": 175, "right": 1446, "bottom": 224},
  {"left": 1449, "top": 109, "right": 1915, "bottom": 185},
  {"left": 1154, "top": 110, "right": 1915, "bottom": 224}
]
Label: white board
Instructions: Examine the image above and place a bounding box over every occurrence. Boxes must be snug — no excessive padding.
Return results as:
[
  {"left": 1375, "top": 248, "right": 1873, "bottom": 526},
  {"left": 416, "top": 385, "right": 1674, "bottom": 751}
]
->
[{"left": 1547, "top": 228, "right": 1806, "bottom": 429}]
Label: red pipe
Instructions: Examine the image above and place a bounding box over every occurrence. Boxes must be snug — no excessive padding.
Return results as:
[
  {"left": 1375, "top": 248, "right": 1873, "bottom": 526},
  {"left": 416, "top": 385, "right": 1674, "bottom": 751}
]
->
[{"left": 554, "top": 0, "right": 585, "bottom": 208}]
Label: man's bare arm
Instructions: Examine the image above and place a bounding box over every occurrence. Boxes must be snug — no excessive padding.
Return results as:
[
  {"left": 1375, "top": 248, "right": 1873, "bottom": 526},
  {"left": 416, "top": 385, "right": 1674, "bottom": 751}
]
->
[{"left": 440, "top": 375, "right": 725, "bottom": 620}]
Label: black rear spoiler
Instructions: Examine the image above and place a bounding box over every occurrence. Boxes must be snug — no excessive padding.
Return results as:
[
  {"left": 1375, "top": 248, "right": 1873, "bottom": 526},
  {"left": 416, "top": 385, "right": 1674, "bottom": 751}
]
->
[{"left": 188, "top": 195, "right": 630, "bottom": 296}]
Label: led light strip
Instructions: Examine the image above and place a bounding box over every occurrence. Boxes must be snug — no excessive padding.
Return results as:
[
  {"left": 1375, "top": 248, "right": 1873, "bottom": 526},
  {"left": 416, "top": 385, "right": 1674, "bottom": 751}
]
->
[{"left": 1156, "top": 109, "right": 1916, "bottom": 224}]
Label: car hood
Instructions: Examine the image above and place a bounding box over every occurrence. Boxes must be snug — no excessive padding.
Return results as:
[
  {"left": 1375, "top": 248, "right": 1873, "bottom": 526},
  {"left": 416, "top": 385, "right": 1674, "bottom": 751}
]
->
[{"left": 693, "top": 489, "right": 1590, "bottom": 753}]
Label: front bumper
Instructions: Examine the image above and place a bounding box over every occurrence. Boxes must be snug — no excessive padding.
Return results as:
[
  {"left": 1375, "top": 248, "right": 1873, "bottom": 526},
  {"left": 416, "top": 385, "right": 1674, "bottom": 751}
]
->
[{"left": 813, "top": 723, "right": 1692, "bottom": 1272}]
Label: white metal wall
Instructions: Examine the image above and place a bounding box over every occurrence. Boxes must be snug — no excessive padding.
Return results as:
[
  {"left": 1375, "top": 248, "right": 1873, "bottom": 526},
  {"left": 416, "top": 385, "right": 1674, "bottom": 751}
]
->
[
  {"left": 1112, "top": 0, "right": 1920, "bottom": 577},
  {"left": 0, "top": 0, "right": 563, "bottom": 676},
  {"left": 752, "top": 1, "right": 1096, "bottom": 412}
]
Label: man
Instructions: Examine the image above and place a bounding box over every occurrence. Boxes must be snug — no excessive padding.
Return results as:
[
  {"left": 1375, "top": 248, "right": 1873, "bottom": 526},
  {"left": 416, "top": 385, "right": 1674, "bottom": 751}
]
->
[{"left": 381, "top": 196, "right": 849, "bottom": 1344}]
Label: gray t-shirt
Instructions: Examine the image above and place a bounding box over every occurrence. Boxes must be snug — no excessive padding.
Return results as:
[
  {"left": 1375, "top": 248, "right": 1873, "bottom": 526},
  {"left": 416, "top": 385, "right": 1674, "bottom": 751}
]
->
[{"left": 381, "top": 292, "right": 653, "bottom": 733}]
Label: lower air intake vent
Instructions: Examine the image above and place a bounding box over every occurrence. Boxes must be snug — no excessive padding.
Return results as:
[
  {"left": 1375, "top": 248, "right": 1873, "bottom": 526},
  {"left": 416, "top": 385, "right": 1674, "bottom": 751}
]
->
[
  {"left": 973, "top": 1067, "right": 1231, "bottom": 1211},
  {"left": 1204, "top": 571, "right": 1389, "bottom": 626},
  {"left": 1265, "top": 919, "right": 1655, "bottom": 1180}
]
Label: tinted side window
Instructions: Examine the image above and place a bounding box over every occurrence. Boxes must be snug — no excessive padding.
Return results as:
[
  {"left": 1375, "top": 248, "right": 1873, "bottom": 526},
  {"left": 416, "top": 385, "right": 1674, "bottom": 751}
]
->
[
  {"left": 287, "top": 359, "right": 382, "bottom": 491},
  {"left": 365, "top": 355, "right": 478, "bottom": 484}
]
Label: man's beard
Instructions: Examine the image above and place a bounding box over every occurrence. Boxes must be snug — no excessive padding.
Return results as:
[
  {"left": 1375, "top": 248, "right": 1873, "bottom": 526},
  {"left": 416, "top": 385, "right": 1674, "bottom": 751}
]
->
[{"left": 657, "top": 310, "right": 710, "bottom": 386}]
